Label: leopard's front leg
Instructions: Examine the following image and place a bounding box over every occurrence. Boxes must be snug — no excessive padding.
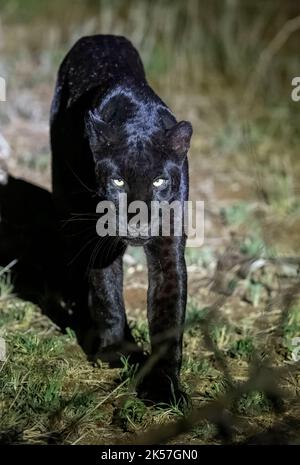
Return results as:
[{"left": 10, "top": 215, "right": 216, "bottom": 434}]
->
[
  {"left": 139, "top": 236, "right": 187, "bottom": 403},
  {"left": 84, "top": 254, "right": 144, "bottom": 367}
]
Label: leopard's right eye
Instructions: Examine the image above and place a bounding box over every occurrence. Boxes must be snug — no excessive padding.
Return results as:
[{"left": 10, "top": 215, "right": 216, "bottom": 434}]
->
[
  {"left": 112, "top": 178, "right": 125, "bottom": 187},
  {"left": 153, "top": 178, "right": 167, "bottom": 188}
]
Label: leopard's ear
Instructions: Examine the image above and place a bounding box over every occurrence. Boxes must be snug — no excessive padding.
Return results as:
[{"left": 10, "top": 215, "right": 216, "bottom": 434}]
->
[
  {"left": 85, "top": 109, "right": 116, "bottom": 151},
  {"left": 166, "top": 121, "right": 193, "bottom": 157}
]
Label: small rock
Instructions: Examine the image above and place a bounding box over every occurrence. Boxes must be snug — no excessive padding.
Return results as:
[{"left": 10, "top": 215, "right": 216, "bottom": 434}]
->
[{"left": 278, "top": 263, "right": 299, "bottom": 278}]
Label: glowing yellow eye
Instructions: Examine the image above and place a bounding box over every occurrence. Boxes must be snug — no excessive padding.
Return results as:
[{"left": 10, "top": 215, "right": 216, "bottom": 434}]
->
[
  {"left": 113, "top": 179, "right": 125, "bottom": 187},
  {"left": 153, "top": 178, "right": 165, "bottom": 188}
]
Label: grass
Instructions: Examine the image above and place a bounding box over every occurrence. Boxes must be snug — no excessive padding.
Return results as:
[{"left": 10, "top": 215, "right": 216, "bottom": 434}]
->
[
  {"left": 221, "top": 203, "right": 253, "bottom": 227},
  {"left": 237, "top": 391, "right": 272, "bottom": 415},
  {"left": 183, "top": 358, "right": 212, "bottom": 376},
  {"left": 0, "top": 267, "right": 300, "bottom": 443},
  {"left": 283, "top": 305, "right": 300, "bottom": 361},
  {"left": 0, "top": 281, "right": 117, "bottom": 444},
  {"left": 211, "top": 325, "right": 233, "bottom": 351},
  {"left": 0, "top": 268, "right": 14, "bottom": 300},
  {"left": 229, "top": 337, "right": 256, "bottom": 360},
  {"left": 185, "top": 247, "right": 216, "bottom": 269},
  {"left": 239, "top": 235, "right": 267, "bottom": 258},
  {"left": 205, "top": 379, "right": 228, "bottom": 400},
  {"left": 130, "top": 319, "right": 150, "bottom": 345},
  {"left": 185, "top": 305, "right": 209, "bottom": 328}
]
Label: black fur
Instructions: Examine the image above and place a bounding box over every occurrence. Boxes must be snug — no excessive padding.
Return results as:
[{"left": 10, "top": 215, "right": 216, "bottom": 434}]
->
[{"left": 50, "top": 35, "right": 192, "bottom": 403}]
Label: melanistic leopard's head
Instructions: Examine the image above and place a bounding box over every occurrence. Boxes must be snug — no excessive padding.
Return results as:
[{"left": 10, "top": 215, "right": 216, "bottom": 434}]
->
[{"left": 85, "top": 89, "right": 192, "bottom": 244}]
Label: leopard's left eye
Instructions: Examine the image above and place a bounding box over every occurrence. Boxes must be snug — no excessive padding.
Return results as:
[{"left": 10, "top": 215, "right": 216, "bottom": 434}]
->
[
  {"left": 153, "top": 178, "right": 166, "bottom": 188},
  {"left": 112, "top": 178, "right": 125, "bottom": 187}
]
